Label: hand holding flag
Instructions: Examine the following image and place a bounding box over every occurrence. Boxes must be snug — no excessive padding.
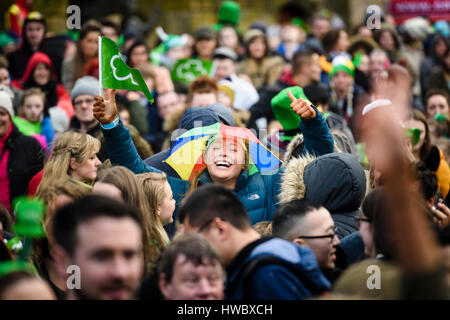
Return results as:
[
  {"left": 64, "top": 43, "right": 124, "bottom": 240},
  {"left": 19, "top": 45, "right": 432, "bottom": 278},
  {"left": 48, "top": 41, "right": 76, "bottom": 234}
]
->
[
  {"left": 94, "top": 89, "right": 117, "bottom": 124},
  {"left": 98, "top": 36, "right": 153, "bottom": 103}
]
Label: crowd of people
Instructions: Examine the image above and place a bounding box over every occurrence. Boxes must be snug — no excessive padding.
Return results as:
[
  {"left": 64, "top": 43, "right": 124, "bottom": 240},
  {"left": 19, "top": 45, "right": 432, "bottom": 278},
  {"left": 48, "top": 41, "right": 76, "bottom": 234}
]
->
[{"left": 0, "top": 1, "right": 449, "bottom": 300}]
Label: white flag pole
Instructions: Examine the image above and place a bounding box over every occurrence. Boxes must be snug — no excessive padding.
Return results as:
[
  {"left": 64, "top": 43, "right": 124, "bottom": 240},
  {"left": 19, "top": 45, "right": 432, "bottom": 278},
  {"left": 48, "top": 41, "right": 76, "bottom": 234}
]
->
[{"left": 98, "top": 36, "right": 103, "bottom": 97}]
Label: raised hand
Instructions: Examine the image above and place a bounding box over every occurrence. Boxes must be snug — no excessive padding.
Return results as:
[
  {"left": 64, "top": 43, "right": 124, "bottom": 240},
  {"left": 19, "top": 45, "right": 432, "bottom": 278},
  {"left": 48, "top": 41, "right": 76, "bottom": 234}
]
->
[
  {"left": 287, "top": 90, "right": 316, "bottom": 119},
  {"left": 93, "top": 89, "right": 117, "bottom": 124}
]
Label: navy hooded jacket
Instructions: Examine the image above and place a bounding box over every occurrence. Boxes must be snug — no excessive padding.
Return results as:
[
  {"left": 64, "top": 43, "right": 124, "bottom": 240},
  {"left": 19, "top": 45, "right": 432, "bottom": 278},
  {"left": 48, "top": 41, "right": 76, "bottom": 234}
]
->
[{"left": 225, "top": 237, "right": 330, "bottom": 300}]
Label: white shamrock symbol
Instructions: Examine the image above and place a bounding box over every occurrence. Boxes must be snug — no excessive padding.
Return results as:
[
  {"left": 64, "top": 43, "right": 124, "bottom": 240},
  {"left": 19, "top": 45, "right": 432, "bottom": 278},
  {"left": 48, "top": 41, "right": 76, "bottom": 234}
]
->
[
  {"left": 176, "top": 60, "right": 207, "bottom": 82},
  {"left": 110, "top": 54, "right": 138, "bottom": 85}
]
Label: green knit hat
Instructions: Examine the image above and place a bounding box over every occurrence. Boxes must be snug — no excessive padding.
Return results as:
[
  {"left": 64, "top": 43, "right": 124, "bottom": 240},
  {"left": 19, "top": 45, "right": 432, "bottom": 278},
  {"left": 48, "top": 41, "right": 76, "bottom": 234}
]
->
[
  {"left": 329, "top": 55, "right": 355, "bottom": 78},
  {"left": 218, "top": 1, "right": 240, "bottom": 26},
  {"left": 271, "top": 86, "right": 311, "bottom": 130}
]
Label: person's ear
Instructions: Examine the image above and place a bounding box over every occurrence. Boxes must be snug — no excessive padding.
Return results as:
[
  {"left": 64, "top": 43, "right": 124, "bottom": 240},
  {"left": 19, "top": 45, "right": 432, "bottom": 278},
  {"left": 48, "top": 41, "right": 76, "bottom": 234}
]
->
[
  {"left": 69, "top": 157, "right": 78, "bottom": 172},
  {"left": 158, "top": 273, "right": 171, "bottom": 299},
  {"left": 157, "top": 207, "right": 161, "bottom": 217},
  {"left": 293, "top": 238, "right": 306, "bottom": 246},
  {"left": 213, "top": 217, "right": 230, "bottom": 241},
  {"left": 51, "top": 245, "right": 72, "bottom": 281}
]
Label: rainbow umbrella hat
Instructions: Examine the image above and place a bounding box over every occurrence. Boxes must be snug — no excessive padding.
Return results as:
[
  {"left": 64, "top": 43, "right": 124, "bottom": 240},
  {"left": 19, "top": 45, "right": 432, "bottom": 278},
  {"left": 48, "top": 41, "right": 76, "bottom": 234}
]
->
[{"left": 164, "top": 122, "right": 282, "bottom": 180}]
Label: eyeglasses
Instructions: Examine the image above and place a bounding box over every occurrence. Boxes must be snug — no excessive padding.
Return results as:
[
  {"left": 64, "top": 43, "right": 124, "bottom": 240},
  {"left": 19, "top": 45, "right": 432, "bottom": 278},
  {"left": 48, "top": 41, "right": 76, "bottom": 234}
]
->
[
  {"left": 74, "top": 98, "right": 95, "bottom": 107},
  {"left": 355, "top": 216, "right": 371, "bottom": 229},
  {"left": 296, "top": 227, "right": 338, "bottom": 243}
]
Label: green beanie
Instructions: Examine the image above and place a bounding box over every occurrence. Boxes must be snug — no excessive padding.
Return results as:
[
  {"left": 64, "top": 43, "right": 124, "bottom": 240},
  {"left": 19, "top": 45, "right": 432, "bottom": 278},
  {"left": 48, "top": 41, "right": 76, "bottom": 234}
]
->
[{"left": 218, "top": 1, "right": 240, "bottom": 26}]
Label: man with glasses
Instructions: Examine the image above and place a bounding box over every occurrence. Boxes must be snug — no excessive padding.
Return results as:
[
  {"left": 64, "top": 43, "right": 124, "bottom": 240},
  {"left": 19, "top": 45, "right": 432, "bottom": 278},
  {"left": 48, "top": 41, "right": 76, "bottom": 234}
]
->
[
  {"left": 178, "top": 184, "right": 330, "bottom": 300},
  {"left": 273, "top": 199, "right": 341, "bottom": 282},
  {"left": 70, "top": 76, "right": 102, "bottom": 137}
]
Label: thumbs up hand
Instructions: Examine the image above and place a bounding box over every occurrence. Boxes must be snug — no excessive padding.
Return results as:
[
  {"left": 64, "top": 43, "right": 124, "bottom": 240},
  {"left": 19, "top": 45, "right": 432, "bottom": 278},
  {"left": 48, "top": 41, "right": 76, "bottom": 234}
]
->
[
  {"left": 287, "top": 90, "right": 317, "bottom": 119},
  {"left": 93, "top": 89, "right": 117, "bottom": 124}
]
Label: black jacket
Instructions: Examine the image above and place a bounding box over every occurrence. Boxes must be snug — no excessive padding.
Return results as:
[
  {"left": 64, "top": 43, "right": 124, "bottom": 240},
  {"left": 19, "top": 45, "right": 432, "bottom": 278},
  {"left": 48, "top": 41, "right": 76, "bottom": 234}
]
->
[{"left": 4, "top": 125, "right": 45, "bottom": 207}]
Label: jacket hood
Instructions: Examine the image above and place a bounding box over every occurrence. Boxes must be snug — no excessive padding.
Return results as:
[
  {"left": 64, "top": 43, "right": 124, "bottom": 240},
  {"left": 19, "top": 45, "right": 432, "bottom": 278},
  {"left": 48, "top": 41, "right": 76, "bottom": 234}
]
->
[
  {"left": 22, "top": 51, "right": 56, "bottom": 84},
  {"left": 280, "top": 152, "right": 366, "bottom": 214}
]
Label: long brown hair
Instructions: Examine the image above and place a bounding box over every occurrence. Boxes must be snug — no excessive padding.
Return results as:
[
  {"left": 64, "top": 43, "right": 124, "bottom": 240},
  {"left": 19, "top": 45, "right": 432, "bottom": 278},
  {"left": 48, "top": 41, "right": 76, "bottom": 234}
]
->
[
  {"left": 96, "top": 166, "right": 165, "bottom": 273},
  {"left": 412, "top": 109, "right": 432, "bottom": 160}
]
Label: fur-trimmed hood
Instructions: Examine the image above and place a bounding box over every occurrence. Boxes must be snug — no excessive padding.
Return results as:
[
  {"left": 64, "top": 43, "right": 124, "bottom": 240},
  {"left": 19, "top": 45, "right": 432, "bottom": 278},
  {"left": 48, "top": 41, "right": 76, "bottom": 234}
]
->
[{"left": 280, "top": 152, "right": 367, "bottom": 238}]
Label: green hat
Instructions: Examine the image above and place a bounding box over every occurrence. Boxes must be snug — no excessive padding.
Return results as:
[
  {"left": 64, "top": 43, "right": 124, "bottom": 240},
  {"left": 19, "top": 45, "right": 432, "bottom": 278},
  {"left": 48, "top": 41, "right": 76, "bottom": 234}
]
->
[
  {"left": 218, "top": 1, "right": 240, "bottom": 26},
  {"left": 0, "top": 32, "right": 15, "bottom": 48},
  {"left": 329, "top": 55, "right": 355, "bottom": 78},
  {"left": 271, "top": 86, "right": 310, "bottom": 131},
  {"left": 12, "top": 197, "right": 46, "bottom": 238},
  {"left": 405, "top": 127, "right": 422, "bottom": 147}
]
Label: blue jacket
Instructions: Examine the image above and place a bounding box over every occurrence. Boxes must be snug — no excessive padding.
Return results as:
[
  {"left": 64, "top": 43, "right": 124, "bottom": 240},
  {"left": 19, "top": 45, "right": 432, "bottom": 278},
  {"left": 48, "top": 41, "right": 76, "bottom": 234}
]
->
[
  {"left": 225, "top": 237, "right": 331, "bottom": 300},
  {"left": 102, "top": 108, "right": 333, "bottom": 224}
]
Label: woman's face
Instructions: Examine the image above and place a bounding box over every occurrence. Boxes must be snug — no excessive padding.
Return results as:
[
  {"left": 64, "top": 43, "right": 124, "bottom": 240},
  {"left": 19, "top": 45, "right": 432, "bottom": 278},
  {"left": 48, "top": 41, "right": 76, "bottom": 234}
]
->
[
  {"left": 25, "top": 21, "right": 45, "bottom": 49},
  {"left": 70, "top": 151, "right": 102, "bottom": 182},
  {"left": 358, "top": 213, "right": 376, "bottom": 258},
  {"left": 219, "top": 27, "right": 238, "bottom": 50},
  {"left": 33, "top": 63, "right": 50, "bottom": 85},
  {"left": 379, "top": 31, "right": 395, "bottom": 51},
  {"left": 80, "top": 31, "right": 100, "bottom": 59},
  {"left": 426, "top": 94, "right": 449, "bottom": 118},
  {"left": 130, "top": 45, "right": 149, "bottom": 68},
  {"left": 248, "top": 37, "right": 266, "bottom": 59},
  {"left": 336, "top": 30, "right": 350, "bottom": 52},
  {"left": 404, "top": 118, "right": 426, "bottom": 153},
  {"left": 332, "top": 71, "right": 352, "bottom": 93},
  {"left": 205, "top": 136, "right": 246, "bottom": 185},
  {"left": 158, "top": 181, "right": 176, "bottom": 225},
  {"left": 195, "top": 39, "right": 217, "bottom": 60},
  {"left": 23, "top": 94, "right": 44, "bottom": 122}
]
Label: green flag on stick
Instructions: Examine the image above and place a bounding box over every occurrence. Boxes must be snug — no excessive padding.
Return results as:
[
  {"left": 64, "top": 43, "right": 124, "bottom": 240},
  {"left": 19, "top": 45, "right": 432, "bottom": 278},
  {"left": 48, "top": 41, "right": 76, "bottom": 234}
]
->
[{"left": 99, "top": 36, "right": 154, "bottom": 103}]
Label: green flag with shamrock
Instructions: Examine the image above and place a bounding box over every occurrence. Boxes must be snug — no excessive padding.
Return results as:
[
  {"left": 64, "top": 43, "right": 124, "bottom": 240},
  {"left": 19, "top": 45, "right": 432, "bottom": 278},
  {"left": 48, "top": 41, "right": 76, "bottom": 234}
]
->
[
  {"left": 171, "top": 58, "right": 214, "bottom": 83},
  {"left": 99, "top": 36, "right": 153, "bottom": 103}
]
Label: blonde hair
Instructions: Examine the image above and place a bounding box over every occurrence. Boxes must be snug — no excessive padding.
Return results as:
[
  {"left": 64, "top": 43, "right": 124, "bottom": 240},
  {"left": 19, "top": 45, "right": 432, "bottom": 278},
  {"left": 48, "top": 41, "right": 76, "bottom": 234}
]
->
[
  {"left": 136, "top": 172, "right": 170, "bottom": 239},
  {"left": 19, "top": 88, "right": 46, "bottom": 118},
  {"left": 38, "top": 180, "right": 92, "bottom": 232},
  {"left": 36, "top": 132, "right": 101, "bottom": 196},
  {"left": 96, "top": 166, "right": 168, "bottom": 273}
]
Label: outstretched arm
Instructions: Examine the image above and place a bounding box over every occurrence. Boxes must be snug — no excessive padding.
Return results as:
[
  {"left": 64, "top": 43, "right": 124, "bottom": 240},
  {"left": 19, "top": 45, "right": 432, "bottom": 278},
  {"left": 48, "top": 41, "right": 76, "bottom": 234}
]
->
[
  {"left": 93, "top": 89, "right": 156, "bottom": 174},
  {"left": 287, "top": 90, "right": 334, "bottom": 157}
]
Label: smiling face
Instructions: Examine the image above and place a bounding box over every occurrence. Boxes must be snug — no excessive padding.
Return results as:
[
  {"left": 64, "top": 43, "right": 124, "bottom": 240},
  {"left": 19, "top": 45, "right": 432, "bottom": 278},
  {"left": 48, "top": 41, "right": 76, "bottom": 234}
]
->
[
  {"left": 33, "top": 63, "right": 51, "bottom": 86},
  {"left": 22, "top": 94, "right": 44, "bottom": 122},
  {"left": 204, "top": 136, "right": 246, "bottom": 188},
  {"left": 0, "top": 107, "right": 11, "bottom": 137}
]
